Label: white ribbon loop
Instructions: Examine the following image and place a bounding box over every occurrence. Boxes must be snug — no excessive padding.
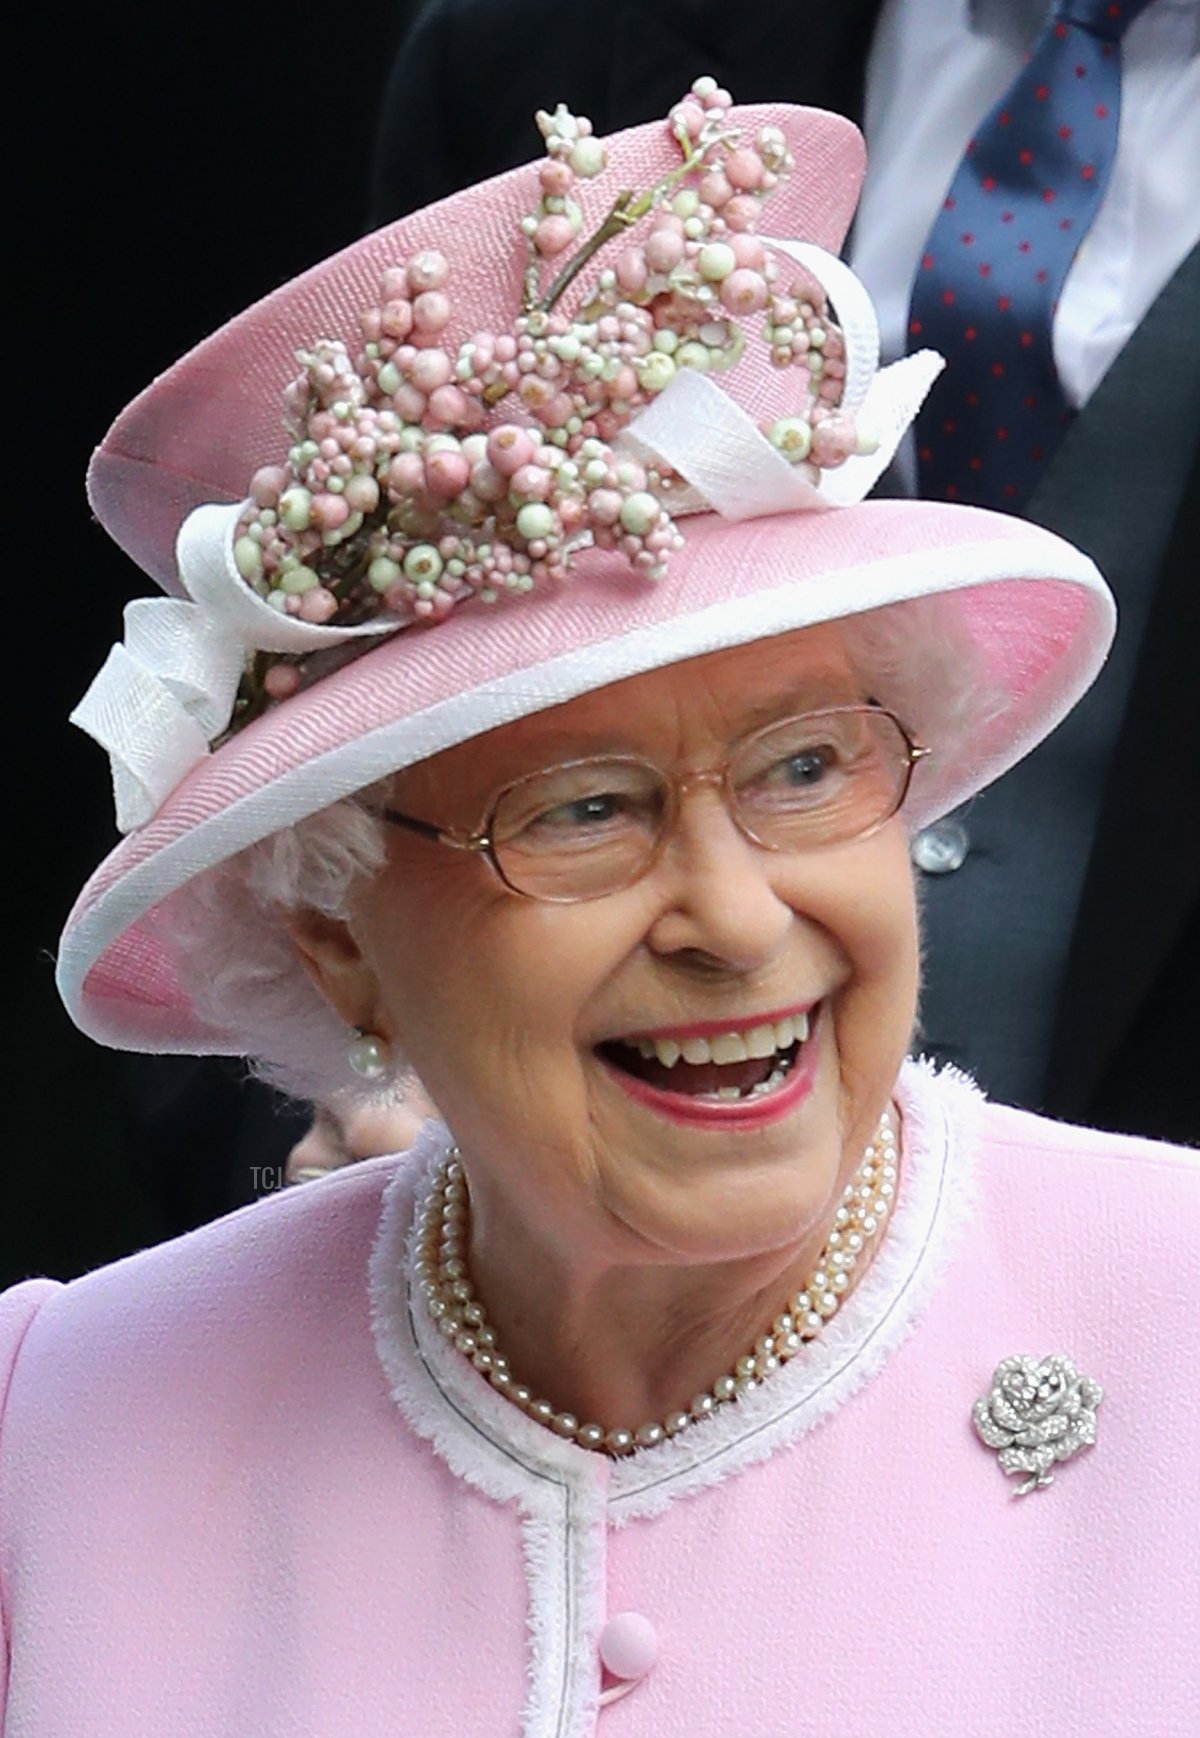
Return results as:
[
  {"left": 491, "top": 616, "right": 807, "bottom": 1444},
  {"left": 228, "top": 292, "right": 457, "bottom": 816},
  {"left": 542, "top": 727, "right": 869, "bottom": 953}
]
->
[
  {"left": 760, "top": 239, "right": 881, "bottom": 410},
  {"left": 73, "top": 502, "right": 398, "bottom": 833},
  {"left": 620, "top": 357, "right": 945, "bottom": 524},
  {"left": 121, "top": 597, "right": 246, "bottom": 741},
  {"left": 756, "top": 242, "right": 945, "bottom": 501},
  {"left": 621, "top": 245, "right": 942, "bottom": 521},
  {"left": 175, "top": 505, "right": 398, "bottom": 656},
  {"left": 819, "top": 347, "right": 945, "bottom": 505},
  {"left": 71, "top": 640, "right": 217, "bottom": 837},
  {"left": 621, "top": 369, "right": 828, "bottom": 520}
]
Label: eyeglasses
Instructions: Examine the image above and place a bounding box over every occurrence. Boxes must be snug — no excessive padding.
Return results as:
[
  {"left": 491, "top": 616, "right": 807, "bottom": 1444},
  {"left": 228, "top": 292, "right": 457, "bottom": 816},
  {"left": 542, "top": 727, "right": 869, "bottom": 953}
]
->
[{"left": 378, "top": 704, "right": 930, "bottom": 905}]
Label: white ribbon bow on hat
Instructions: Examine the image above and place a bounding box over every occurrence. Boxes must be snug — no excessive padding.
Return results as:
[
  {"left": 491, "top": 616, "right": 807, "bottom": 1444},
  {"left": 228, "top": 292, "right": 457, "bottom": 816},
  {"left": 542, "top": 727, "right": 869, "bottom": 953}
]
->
[
  {"left": 622, "top": 241, "right": 943, "bottom": 518},
  {"left": 72, "top": 509, "right": 398, "bottom": 833},
  {"left": 73, "top": 241, "right": 943, "bottom": 834}
]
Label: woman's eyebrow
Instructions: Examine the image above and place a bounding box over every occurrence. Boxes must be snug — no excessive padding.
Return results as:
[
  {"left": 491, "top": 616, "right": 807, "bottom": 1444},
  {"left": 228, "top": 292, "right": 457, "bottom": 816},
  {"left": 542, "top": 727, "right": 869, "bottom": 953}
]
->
[
  {"left": 501, "top": 679, "right": 867, "bottom": 764},
  {"left": 736, "top": 677, "right": 868, "bottom": 733}
]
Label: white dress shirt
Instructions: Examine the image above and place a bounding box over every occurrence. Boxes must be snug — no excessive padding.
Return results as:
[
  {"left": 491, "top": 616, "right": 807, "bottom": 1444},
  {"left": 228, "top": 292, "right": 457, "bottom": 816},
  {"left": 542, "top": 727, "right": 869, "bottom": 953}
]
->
[{"left": 850, "top": 0, "right": 1200, "bottom": 419}]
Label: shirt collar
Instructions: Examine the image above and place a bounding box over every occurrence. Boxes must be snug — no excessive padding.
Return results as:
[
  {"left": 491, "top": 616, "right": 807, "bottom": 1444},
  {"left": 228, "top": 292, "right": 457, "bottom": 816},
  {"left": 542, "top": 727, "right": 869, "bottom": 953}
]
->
[{"left": 970, "top": 0, "right": 1060, "bottom": 50}]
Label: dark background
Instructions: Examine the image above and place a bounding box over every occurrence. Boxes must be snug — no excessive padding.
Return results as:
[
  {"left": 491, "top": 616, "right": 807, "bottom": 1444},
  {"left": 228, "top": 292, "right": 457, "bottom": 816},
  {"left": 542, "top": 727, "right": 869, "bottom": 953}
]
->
[{"left": 7, "top": 4, "right": 418, "bottom": 1285}]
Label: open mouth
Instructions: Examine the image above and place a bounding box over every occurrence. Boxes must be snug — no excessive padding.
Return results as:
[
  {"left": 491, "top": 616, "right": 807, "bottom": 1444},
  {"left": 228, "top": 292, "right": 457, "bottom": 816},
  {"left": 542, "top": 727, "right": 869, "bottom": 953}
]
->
[{"left": 597, "top": 1009, "right": 811, "bottom": 1105}]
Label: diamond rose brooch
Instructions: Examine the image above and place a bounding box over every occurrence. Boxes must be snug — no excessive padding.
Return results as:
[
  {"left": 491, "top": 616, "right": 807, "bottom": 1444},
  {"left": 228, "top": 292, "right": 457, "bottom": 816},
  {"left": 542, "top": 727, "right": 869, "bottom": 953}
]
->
[{"left": 972, "top": 1354, "right": 1103, "bottom": 1496}]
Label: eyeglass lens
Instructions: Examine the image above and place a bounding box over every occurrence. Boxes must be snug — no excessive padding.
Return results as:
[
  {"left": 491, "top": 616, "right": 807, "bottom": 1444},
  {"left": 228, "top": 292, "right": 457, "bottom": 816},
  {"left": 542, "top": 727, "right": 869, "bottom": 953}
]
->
[{"left": 488, "top": 708, "right": 914, "bottom": 902}]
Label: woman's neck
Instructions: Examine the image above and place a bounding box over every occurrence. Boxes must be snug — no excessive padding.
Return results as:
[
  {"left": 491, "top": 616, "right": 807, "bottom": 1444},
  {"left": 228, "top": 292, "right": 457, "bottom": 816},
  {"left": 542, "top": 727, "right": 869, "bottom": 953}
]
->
[{"left": 441, "top": 1112, "right": 898, "bottom": 1441}]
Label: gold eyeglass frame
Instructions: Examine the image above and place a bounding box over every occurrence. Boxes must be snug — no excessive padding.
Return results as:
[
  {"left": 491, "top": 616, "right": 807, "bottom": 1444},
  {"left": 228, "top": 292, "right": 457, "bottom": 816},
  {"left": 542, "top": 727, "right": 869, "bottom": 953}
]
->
[{"left": 376, "top": 703, "right": 931, "bottom": 904}]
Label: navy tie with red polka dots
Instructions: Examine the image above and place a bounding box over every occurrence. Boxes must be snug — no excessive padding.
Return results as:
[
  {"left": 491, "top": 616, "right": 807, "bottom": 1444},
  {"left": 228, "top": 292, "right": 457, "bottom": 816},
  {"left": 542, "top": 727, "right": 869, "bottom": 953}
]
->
[{"left": 909, "top": 0, "right": 1154, "bottom": 509}]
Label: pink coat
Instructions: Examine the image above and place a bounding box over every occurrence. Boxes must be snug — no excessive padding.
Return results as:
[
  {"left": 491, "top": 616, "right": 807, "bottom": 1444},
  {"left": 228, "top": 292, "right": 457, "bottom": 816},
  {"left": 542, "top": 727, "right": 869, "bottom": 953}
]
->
[{"left": 2, "top": 1063, "right": 1197, "bottom": 1736}]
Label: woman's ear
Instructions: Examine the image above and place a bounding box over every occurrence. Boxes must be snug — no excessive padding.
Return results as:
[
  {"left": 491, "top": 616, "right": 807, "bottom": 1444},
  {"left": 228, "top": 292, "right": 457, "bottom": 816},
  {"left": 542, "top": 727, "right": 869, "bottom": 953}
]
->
[{"left": 286, "top": 908, "right": 390, "bottom": 1040}]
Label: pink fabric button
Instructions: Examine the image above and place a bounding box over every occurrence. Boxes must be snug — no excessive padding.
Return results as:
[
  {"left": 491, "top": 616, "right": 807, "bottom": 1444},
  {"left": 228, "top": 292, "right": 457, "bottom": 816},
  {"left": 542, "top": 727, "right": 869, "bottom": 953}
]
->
[{"left": 599, "top": 1611, "right": 659, "bottom": 1682}]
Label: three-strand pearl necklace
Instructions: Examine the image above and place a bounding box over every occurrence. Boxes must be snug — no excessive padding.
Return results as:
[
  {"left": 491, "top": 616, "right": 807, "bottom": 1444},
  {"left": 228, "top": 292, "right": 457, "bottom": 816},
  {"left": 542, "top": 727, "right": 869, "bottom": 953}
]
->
[{"left": 415, "top": 1109, "right": 897, "bottom": 1455}]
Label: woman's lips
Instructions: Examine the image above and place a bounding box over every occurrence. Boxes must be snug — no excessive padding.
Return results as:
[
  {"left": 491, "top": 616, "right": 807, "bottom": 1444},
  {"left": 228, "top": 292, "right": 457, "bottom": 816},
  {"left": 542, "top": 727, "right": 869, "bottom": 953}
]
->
[
  {"left": 618, "top": 1001, "right": 816, "bottom": 1043},
  {"left": 596, "top": 1007, "right": 820, "bottom": 1128}
]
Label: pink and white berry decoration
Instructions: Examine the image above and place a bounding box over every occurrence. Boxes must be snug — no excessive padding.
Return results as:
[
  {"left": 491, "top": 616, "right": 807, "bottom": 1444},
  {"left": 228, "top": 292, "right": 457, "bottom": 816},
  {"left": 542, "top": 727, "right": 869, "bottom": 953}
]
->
[{"left": 227, "top": 78, "right": 872, "bottom": 732}]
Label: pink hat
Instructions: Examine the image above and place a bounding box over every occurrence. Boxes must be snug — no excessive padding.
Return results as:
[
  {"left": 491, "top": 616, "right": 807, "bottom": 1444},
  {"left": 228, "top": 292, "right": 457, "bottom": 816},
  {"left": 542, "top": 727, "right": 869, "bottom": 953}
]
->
[{"left": 58, "top": 87, "right": 1114, "bottom": 1054}]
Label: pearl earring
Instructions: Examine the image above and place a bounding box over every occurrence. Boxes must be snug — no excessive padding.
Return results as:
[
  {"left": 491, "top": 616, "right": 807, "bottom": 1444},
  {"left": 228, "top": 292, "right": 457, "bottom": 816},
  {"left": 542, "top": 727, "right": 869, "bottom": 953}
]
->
[{"left": 347, "top": 1027, "right": 389, "bottom": 1080}]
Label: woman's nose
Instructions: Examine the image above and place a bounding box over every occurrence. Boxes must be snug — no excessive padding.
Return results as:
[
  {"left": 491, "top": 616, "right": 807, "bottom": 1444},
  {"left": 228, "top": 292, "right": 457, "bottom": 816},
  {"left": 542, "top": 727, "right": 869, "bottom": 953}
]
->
[{"left": 642, "top": 785, "right": 796, "bottom": 970}]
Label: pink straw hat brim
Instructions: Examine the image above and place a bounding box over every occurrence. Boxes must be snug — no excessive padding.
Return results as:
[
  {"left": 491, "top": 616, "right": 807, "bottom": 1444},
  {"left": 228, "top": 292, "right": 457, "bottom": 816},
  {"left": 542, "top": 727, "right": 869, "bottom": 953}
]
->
[{"left": 59, "top": 499, "right": 1113, "bottom": 1052}]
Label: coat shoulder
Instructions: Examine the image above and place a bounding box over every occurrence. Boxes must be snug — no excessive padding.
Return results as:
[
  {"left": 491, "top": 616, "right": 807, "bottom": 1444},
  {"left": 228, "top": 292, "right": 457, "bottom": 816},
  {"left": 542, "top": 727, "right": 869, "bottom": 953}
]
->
[
  {"left": 0, "top": 1150, "right": 418, "bottom": 1464},
  {"left": 979, "top": 1093, "right": 1200, "bottom": 1183},
  {"left": 906, "top": 1062, "right": 1200, "bottom": 1298},
  {"left": 971, "top": 1092, "right": 1200, "bottom": 1276},
  {"left": 0, "top": 1279, "right": 62, "bottom": 1419}
]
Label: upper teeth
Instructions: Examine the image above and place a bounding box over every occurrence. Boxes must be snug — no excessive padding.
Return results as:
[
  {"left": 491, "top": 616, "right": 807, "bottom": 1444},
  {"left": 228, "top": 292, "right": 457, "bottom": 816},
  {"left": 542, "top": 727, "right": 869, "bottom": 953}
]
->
[{"left": 622, "top": 1011, "right": 810, "bottom": 1069}]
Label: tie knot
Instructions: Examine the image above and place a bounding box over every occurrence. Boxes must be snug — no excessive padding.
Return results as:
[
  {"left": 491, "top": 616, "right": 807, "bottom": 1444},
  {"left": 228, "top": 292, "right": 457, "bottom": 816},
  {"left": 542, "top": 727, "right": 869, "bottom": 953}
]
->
[{"left": 1052, "top": 0, "right": 1155, "bottom": 41}]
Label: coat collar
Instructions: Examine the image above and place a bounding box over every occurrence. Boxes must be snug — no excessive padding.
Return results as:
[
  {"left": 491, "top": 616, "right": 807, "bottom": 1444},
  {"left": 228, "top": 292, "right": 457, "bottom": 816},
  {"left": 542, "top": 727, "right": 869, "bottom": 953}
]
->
[{"left": 368, "top": 1058, "right": 979, "bottom": 1522}]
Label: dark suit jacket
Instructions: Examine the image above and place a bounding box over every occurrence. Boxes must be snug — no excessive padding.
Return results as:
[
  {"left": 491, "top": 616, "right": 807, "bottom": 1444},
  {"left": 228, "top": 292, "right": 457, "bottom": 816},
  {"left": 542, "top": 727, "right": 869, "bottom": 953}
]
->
[{"left": 367, "top": 0, "right": 1200, "bottom": 1144}]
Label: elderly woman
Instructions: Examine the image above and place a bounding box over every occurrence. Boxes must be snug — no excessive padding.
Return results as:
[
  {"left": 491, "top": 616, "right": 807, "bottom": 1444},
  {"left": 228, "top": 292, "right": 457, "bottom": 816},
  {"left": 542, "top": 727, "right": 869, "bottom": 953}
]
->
[{"left": 2, "top": 88, "right": 1196, "bottom": 1736}]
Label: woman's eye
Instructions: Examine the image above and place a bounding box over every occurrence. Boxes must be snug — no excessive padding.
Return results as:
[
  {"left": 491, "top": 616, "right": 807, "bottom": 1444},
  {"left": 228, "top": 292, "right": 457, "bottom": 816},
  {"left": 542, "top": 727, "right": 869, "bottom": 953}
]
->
[
  {"left": 772, "top": 745, "right": 838, "bottom": 786},
  {"left": 530, "top": 792, "right": 628, "bottom": 832}
]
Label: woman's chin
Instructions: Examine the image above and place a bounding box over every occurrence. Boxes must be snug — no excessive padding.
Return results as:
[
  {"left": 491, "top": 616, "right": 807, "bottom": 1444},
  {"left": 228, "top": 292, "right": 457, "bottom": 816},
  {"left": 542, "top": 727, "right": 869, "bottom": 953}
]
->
[
  {"left": 586, "top": 1039, "right": 850, "bottom": 1264},
  {"left": 601, "top": 1156, "right": 846, "bottom": 1269}
]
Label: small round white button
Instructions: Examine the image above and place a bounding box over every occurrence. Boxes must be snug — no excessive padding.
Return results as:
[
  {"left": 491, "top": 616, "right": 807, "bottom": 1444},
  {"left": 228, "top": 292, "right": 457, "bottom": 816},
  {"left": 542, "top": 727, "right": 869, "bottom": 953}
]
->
[{"left": 911, "top": 819, "right": 970, "bottom": 875}]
